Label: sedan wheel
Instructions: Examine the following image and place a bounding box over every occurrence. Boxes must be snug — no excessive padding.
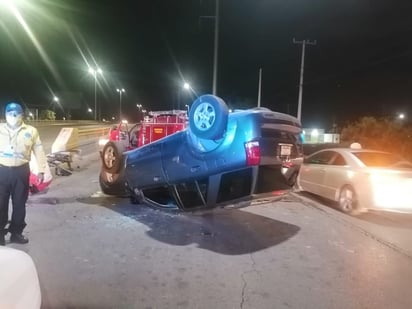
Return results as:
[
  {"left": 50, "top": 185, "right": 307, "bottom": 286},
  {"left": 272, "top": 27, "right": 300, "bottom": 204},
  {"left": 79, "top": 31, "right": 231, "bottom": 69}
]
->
[{"left": 338, "top": 186, "right": 358, "bottom": 214}]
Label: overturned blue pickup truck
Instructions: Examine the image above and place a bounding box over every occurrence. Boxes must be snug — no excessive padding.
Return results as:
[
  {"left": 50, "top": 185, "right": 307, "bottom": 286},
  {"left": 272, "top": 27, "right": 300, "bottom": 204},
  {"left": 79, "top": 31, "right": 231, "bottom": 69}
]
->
[{"left": 99, "top": 95, "right": 303, "bottom": 210}]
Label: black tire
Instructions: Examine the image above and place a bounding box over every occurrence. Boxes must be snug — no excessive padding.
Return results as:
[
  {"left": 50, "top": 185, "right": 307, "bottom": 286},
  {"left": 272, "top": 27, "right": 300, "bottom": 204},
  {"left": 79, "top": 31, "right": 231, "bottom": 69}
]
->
[
  {"left": 189, "top": 95, "right": 229, "bottom": 140},
  {"left": 338, "top": 185, "right": 358, "bottom": 214},
  {"left": 99, "top": 170, "right": 129, "bottom": 197},
  {"left": 130, "top": 190, "right": 144, "bottom": 204},
  {"left": 287, "top": 171, "right": 298, "bottom": 187},
  {"left": 101, "top": 141, "right": 126, "bottom": 174}
]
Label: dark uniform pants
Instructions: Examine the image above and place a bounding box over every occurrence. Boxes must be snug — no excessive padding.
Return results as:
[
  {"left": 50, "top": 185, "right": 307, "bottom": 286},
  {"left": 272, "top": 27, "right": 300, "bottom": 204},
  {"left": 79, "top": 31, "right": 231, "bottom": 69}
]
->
[{"left": 0, "top": 164, "right": 30, "bottom": 235}]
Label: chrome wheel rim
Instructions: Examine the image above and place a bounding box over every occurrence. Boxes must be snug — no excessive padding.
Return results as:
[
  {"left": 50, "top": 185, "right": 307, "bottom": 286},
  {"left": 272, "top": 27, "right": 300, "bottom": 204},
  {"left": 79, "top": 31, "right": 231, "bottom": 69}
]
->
[
  {"left": 103, "top": 146, "right": 116, "bottom": 168},
  {"left": 193, "top": 102, "right": 216, "bottom": 131}
]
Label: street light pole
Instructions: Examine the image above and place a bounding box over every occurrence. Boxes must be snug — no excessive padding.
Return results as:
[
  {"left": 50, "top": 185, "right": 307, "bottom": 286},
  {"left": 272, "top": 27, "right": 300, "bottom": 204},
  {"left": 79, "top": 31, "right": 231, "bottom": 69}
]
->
[
  {"left": 53, "top": 96, "right": 59, "bottom": 112},
  {"left": 117, "top": 88, "right": 125, "bottom": 120},
  {"left": 89, "top": 67, "right": 102, "bottom": 121},
  {"left": 94, "top": 78, "right": 97, "bottom": 120},
  {"left": 136, "top": 104, "right": 143, "bottom": 121},
  {"left": 198, "top": 0, "right": 219, "bottom": 95},
  {"left": 178, "top": 82, "right": 191, "bottom": 110},
  {"left": 212, "top": 0, "right": 219, "bottom": 95}
]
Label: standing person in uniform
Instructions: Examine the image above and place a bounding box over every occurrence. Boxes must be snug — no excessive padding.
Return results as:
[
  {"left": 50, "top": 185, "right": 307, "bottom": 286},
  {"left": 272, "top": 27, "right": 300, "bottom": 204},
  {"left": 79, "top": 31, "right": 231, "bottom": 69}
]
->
[{"left": 0, "top": 102, "right": 47, "bottom": 245}]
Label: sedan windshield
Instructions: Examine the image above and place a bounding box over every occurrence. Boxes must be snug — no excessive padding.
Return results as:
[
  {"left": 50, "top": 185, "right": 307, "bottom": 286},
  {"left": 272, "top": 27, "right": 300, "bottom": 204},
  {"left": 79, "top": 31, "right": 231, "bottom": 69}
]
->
[{"left": 353, "top": 151, "right": 403, "bottom": 167}]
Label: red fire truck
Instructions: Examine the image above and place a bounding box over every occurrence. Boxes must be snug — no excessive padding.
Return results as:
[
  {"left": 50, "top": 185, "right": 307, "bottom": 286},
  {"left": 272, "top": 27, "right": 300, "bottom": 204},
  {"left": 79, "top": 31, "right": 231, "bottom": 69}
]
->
[
  {"left": 103, "top": 110, "right": 188, "bottom": 149},
  {"left": 99, "top": 110, "right": 188, "bottom": 186}
]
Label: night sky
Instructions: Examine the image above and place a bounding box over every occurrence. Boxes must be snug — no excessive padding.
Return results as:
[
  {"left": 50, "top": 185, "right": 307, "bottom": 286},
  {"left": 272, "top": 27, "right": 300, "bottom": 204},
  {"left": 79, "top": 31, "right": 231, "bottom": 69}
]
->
[{"left": 1, "top": 0, "right": 412, "bottom": 128}]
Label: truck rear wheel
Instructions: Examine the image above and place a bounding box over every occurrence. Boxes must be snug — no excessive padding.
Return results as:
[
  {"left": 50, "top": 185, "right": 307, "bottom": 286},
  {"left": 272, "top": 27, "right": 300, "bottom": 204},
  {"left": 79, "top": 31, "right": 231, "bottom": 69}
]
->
[{"left": 189, "top": 95, "right": 229, "bottom": 140}]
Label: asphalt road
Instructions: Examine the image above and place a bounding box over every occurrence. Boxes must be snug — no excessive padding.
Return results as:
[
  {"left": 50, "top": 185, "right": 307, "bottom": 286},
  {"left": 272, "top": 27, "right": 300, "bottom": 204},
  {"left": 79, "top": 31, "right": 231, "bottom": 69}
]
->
[{"left": 7, "top": 153, "right": 412, "bottom": 309}]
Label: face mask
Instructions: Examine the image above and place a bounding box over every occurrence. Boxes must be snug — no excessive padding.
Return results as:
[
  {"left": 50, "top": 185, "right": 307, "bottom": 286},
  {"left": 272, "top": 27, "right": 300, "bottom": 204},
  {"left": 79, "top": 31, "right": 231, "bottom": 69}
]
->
[{"left": 6, "top": 114, "right": 23, "bottom": 128}]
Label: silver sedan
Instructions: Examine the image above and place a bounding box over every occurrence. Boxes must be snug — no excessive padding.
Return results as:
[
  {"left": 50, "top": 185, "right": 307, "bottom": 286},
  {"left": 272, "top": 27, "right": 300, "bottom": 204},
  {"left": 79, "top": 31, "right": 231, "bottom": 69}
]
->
[{"left": 297, "top": 144, "right": 412, "bottom": 214}]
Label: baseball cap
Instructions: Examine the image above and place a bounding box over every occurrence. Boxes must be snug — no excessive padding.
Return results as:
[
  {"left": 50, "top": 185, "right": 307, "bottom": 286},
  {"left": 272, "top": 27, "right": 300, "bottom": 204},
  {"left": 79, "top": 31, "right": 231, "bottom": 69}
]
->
[{"left": 5, "top": 102, "right": 24, "bottom": 114}]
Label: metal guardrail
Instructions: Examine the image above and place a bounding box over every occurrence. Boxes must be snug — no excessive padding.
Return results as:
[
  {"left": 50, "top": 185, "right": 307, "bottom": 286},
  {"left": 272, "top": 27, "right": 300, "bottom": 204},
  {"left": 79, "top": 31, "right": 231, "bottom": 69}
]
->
[
  {"left": 78, "top": 127, "right": 110, "bottom": 138},
  {"left": 76, "top": 127, "right": 111, "bottom": 152}
]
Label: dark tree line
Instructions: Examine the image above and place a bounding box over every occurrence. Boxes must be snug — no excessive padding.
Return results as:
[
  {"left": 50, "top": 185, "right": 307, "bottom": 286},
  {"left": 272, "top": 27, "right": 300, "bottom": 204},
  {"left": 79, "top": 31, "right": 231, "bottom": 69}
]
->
[{"left": 340, "top": 117, "right": 412, "bottom": 161}]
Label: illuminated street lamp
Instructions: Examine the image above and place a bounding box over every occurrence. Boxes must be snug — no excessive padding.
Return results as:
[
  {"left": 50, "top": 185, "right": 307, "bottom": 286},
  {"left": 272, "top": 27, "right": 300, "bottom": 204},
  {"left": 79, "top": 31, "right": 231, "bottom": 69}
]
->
[
  {"left": 398, "top": 113, "right": 405, "bottom": 120},
  {"left": 183, "top": 82, "right": 198, "bottom": 97},
  {"left": 51, "top": 96, "right": 58, "bottom": 110},
  {"left": 116, "top": 88, "right": 125, "bottom": 120},
  {"left": 88, "top": 67, "right": 103, "bottom": 121}
]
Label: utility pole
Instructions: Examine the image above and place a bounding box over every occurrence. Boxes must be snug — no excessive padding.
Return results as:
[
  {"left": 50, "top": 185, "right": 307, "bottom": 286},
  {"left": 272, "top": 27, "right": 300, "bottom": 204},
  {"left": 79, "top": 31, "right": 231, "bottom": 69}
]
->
[
  {"left": 257, "top": 68, "right": 262, "bottom": 107},
  {"left": 293, "top": 38, "right": 316, "bottom": 122}
]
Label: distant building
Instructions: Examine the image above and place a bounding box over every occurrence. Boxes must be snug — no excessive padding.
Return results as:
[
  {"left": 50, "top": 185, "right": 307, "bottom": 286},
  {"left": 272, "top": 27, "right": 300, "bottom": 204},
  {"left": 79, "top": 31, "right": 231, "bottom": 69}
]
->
[{"left": 302, "top": 128, "right": 340, "bottom": 144}]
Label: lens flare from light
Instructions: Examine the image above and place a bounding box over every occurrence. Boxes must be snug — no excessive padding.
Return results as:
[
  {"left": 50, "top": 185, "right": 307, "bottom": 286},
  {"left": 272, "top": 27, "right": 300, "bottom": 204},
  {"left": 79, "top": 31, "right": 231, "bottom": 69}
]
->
[
  {"left": 1, "top": 0, "right": 63, "bottom": 86},
  {"left": 370, "top": 171, "right": 412, "bottom": 210}
]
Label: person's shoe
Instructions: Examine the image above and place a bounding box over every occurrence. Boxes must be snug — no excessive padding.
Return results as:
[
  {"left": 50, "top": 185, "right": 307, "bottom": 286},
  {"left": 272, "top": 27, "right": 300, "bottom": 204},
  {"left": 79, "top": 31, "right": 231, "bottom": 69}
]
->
[
  {"left": 10, "top": 233, "right": 29, "bottom": 244},
  {"left": 0, "top": 235, "right": 5, "bottom": 246}
]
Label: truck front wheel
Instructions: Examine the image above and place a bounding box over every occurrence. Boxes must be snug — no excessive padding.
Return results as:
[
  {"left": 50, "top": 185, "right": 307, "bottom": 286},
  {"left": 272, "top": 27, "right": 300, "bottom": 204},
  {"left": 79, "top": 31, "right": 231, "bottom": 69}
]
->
[{"left": 101, "top": 141, "right": 125, "bottom": 174}]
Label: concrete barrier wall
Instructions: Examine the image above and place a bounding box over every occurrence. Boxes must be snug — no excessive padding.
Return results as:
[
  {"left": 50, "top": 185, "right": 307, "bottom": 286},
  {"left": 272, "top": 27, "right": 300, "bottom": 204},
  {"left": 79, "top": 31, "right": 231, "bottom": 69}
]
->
[{"left": 50, "top": 126, "right": 110, "bottom": 156}]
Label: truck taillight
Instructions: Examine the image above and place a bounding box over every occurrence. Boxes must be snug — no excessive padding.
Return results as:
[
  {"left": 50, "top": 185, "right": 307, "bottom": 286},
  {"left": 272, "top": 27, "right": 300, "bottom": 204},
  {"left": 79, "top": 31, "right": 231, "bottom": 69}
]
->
[
  {"left": 245, "top": 141, "right": 260, "bottom": 166},
  {"left": 282, "top": 161, "right": 294, "bottom": 168}
]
